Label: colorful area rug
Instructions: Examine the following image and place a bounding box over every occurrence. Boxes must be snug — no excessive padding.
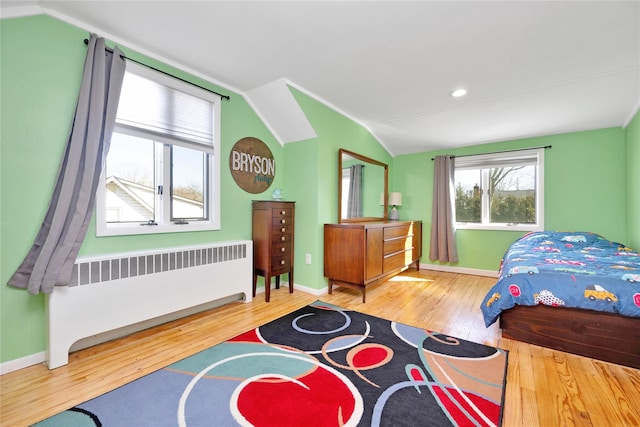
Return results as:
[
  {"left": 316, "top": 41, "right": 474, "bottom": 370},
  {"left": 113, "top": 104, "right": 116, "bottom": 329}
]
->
[{"left": 35, "top": 301, "right": 508, "bottom": 426}]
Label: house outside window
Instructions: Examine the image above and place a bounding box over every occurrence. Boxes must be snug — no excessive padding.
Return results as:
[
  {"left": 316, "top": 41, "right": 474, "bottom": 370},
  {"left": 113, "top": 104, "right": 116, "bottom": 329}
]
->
[
  {"left": 96, "top": 62, "right": 221, "bottom": 236},
  {"left": 454, "top": 148, "right": 544, "bottom": 231}
]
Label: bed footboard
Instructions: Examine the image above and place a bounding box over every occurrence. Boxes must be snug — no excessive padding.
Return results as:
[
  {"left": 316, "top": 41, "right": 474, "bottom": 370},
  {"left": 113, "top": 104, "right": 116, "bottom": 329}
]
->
[{"left": 500, "top": 305, "right": 640, "bottom": 369}]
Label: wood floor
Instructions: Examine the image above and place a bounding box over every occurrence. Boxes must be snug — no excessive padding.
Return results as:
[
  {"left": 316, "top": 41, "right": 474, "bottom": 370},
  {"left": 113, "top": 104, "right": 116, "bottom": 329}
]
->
[{"left": 2, "top": 270, "right": 639, "bottom": 426}]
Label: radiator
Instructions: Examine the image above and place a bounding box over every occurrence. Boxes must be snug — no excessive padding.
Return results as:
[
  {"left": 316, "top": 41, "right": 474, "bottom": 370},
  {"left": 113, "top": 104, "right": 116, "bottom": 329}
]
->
[{"left": 46, "top": 240, "right": 252, "bottom": 369}]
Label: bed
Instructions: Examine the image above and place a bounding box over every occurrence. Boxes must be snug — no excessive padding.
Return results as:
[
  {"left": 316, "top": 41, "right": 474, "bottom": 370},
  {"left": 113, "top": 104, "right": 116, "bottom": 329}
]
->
[{"left": 481, "top": 231, "right": 640, "bottom": 368}]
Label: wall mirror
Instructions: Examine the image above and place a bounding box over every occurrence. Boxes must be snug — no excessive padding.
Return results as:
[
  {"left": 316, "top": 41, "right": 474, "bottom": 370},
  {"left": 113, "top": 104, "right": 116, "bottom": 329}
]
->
[{"left": 338, "top": 148, "right": 388, "bottom": 223}]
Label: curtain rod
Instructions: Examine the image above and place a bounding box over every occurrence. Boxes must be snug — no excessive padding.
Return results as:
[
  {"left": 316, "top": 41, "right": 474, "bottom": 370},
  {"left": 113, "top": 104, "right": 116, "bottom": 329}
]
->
[
  {"left": 84, "top": 38, "right": 230, "bottom": 101},
  {"left": 430, "top": 145, "right": 551, "bottom": 161}
]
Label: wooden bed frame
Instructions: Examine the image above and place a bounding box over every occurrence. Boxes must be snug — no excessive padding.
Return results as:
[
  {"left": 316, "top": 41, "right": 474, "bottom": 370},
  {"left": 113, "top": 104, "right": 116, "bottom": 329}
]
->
[{"left": 500, "top": 304, "right": 640, "bottom": 369}]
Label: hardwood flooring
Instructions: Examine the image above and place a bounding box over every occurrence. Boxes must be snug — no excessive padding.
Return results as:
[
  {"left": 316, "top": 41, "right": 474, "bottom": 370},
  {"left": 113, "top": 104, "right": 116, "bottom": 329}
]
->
[{"left": 1, "top": 270, "right": 639, "bottom": 426}]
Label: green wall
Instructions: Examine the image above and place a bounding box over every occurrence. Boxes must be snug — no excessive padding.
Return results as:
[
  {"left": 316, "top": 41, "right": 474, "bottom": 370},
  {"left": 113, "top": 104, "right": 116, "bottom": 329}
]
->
[
  {"left": 0, "top": 15, "right": 285, "bottom": 363},
  {"left": 626, "top": 109, "right": 640, "bottom": 250},
  {"left": 284, "top": 88, "right": 393, "bottom": 290},
  {"left": 282, "top": 138, "right": 320, "bottom": 291},
  {"left": 393, "top": 127, "right": 629, "bottom": 271}
]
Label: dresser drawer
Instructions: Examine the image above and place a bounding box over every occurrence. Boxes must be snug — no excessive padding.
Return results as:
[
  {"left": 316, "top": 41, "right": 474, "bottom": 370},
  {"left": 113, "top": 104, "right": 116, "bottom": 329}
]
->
[
  {"left": 271, "top": 232, "right": 293, "bottom": 244},
  {"left": 272, "top": 224, "right": 293, "bottom": 235},
  {"left": 383, "top": 250, "right": 411, "bottom": 272},
  {"left": 272, "top": 216, "right": 293, "bottom": 226},
  {"left": 272, "top": 242, "right": 292, "bottom": 256},
  {"left": 384, "top": 224, "right": 412, "bottom": 240},
  {"left": 272, "top": 207, "right": 293, "bottom": 218},
  {"left": 384, "top": 237, "right": 411, "bottom": 255},
  {"left": 271, "top": 254, "right": 292, "bottom": 271}
]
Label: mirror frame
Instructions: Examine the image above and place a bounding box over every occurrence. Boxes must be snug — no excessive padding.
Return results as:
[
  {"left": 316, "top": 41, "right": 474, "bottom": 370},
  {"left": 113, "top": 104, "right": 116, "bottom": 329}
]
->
[{"left": 338, "top": 148, "right": 389, "bottom": 223}]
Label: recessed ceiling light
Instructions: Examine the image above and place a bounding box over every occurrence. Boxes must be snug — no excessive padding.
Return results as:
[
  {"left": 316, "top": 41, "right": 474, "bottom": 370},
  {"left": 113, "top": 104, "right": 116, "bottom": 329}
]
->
[{"left": 451, "top": 89, "right": 467, "bottom": 98}]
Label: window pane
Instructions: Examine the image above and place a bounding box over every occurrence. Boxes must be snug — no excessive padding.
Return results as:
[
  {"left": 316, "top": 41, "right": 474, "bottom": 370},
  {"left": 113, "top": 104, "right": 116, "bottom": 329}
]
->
[
  {"left": 171, "top": 146, "right": 206, "bottom": 220},
  {"left": 105, "top": 133, "right": 155, "bottom": 223},
  {"left": 489, "top": 165, "right": 536, "bottom": 224},
  {"left": 455, "top": 169, "right": 481, "bottom": 223}
]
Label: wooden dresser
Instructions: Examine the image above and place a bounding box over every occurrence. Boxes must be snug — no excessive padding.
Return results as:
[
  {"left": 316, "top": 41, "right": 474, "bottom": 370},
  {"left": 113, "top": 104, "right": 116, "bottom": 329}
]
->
[
  {"left": 324, "top": 220, "right": 422, "bottom": 302},
  {"left": 252, "top": 200, "right": 295, "bottom": 302}
]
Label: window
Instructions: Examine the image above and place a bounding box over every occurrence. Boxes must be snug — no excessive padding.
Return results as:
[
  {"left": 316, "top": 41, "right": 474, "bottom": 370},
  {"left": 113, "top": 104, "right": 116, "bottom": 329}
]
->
[
  {"left": 454, "top": 148, "right": 544, "bottom": 231},
  {"left": 97, "top": 62, "right": 221, "bottom": 236}
]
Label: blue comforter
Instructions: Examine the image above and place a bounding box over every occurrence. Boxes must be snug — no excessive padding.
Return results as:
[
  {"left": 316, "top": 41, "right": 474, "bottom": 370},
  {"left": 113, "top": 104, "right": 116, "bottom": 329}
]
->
[{"left": 481, "top": 231, "right": 640, "bottom": 327}]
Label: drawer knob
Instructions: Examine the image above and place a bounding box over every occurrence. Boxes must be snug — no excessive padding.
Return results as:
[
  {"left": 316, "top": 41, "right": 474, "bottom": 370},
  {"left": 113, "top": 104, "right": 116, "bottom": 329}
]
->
[
  {"left": 281, "top": 210, "right": 286, "bottom": 215},
  {"left": 281, "top": 236, "right": 286, "bottom": 241},
  {"left": 281, "top": 219, "right": 286, "bottom": 224},
  {"left": 281, "top": 227, "right": 286, "bottom": 232},
  {"left": 280, "top": 260, "right": 286, "bottom": 265},
  {"left": 281, "top": 247, "right": 286, "bottom": 252}
]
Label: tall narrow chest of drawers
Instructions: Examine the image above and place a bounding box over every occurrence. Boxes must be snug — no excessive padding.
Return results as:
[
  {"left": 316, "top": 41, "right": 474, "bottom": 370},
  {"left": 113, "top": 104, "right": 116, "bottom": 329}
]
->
[{"left": 252, "top": 200, "right": 295, "bottom": 302}]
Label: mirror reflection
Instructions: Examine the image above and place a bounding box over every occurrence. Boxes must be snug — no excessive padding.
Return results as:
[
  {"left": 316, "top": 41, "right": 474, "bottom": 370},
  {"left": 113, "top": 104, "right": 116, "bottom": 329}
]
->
[{"left": 339, "top": 149, "right": 388, "bottom": 222}]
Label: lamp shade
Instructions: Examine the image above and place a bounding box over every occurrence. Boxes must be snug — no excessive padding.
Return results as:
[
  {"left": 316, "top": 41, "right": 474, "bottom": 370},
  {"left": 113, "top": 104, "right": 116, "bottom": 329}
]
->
[{"left": 389, "top": 192, "right": 402, "bottom": 206}]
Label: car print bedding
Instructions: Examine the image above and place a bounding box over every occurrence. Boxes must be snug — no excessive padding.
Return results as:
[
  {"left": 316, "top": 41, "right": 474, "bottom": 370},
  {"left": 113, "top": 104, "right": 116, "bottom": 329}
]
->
[{"left": 481, "top": 231, "right": 640, "bottom": 327}]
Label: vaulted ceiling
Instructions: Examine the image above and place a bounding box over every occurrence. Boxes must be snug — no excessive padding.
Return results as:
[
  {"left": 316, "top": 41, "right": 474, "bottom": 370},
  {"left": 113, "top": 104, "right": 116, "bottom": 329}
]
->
[{"left": 3, "top": 1, "right": 639, "bottom": 155}]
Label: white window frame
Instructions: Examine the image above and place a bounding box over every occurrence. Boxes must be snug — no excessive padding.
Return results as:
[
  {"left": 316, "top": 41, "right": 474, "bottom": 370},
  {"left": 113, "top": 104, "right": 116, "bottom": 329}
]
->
[
  {"left": 96, "top": 62, "right": 221, "bottom": 237},
  {"left": 454, "top": 148, "right": 544, "bottom": 232}
]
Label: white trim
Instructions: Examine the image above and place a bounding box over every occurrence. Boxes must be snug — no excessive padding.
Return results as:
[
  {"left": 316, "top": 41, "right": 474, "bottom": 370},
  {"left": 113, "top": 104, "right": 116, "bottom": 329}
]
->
[
  {"left": 293, "top": 283, "right": 327, "bottom": 296},
  {"left": 97, "top": 220, "right": 220, "bottom": 237},
  {"left": 0, "top": 351, "right": 45, "bottom": 375},
  {"left": 455, "top": 223, "right": 543, "bottom": 232},
  {"left": 254, "top": 281, "right": 328, "bottom": 297},
  {"left": 623, "top": 102, "right": 640, "bottom": 128},
  {"left": 537, "top": 148, "right": 545, "bottom": 230},
  {"left": 0, "top": 4, "right": 42, "bottom": 19},
  {"left": 419, "top": 263, "right": 499, "bottom": 278}
]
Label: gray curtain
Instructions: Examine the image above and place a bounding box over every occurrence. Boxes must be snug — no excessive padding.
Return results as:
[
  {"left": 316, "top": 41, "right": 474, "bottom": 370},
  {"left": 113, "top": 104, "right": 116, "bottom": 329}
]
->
[
  {"left": 429, "top": 155, "right": 459, "bottom": 262},
  {"left": 8, "top": 34, "right": 126, "bottom": 295},
  {"left": 347, "top": 164, "right": 363, "bottom": 218}
]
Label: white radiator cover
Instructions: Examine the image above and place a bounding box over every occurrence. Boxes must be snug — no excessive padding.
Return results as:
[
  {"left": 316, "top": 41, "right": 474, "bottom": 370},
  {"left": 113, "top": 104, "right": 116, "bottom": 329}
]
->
[{"left": 46, "top": 240, "right": 252, "bottom": 369}]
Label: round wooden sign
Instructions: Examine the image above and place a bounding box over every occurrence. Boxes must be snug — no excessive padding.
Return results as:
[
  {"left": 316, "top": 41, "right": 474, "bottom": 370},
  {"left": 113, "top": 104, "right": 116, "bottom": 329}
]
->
[{"left": 229, "top": 137, "right": 275, "bottom": 194}]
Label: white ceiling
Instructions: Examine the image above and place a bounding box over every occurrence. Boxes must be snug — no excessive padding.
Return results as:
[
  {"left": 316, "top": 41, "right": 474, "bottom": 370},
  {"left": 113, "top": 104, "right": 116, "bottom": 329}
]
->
[{"left": 2, "top": 1, "right": 639, "bottom": 156}]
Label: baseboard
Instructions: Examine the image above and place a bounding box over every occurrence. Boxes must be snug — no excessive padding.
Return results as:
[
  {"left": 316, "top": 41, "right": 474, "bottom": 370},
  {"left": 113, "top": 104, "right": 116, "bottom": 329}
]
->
[
  {"left": 293, "top": 283, "right": 327, "bottom": 296},
  {"left": 256, "top": 282, "right": 327, "bottom": 297},
  {"left": 0, "top": 351, "right": 46, "bottom": 375},
  {"left": 419, "top": 263, "right": 499, "bottom": 278}
]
